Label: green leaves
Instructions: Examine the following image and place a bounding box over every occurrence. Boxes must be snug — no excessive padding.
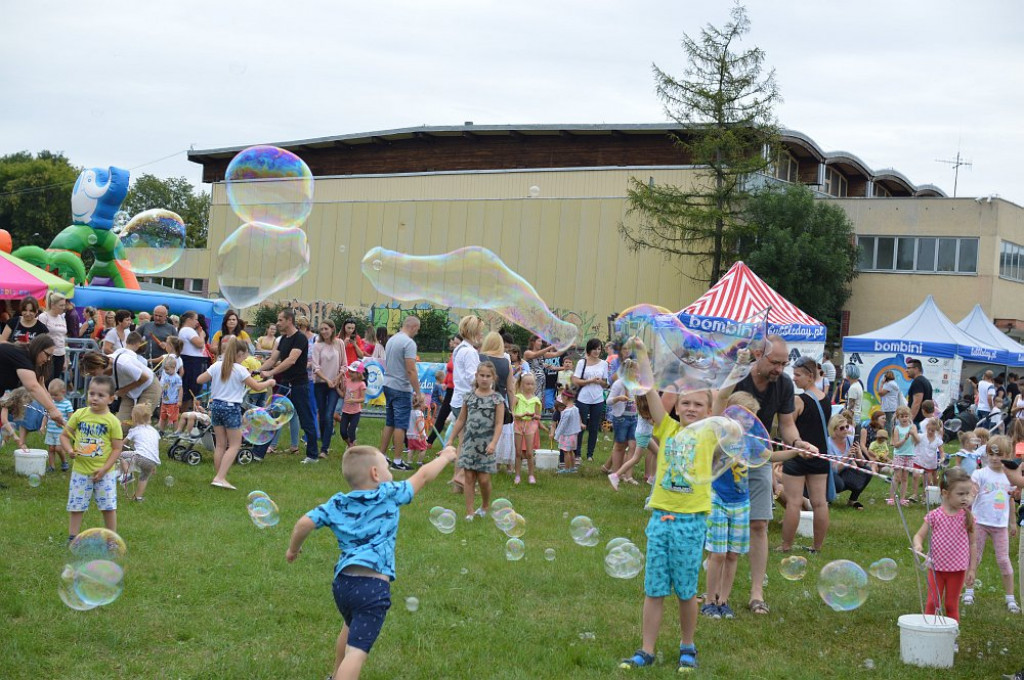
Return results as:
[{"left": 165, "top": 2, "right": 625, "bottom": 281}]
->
[{"left": 122, "top": 174, "right": 210, "bottom": 248}]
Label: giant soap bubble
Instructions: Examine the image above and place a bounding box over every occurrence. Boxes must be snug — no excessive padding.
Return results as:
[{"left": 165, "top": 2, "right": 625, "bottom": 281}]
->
[
  {"left": 663, "top": 416, "right": 745, "bottom": 487},
  {"left": 818, "top": 560, "right": 869, "bottom": 611},
  {"left": 217, "top": 222, "right": 310, "bottom": 309},
  {"left": 225, "top": 145, "right": 314, "bottom": 228},
  {"left": 118, "top": 209, "right": 187, "bottom": 274},
  {"left": 361, "top": 246, "right": 577, "bottom": 351}
]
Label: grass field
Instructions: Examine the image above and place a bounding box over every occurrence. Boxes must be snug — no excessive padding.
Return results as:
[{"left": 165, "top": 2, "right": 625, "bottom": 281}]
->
[{"left": 2, "top": 418, "right": 1020, "bottom": 679}]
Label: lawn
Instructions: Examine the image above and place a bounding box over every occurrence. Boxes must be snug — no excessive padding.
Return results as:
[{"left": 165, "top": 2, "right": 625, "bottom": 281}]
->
[{"left": 1, "top": 419, "right": 1019, "bottom": 679}]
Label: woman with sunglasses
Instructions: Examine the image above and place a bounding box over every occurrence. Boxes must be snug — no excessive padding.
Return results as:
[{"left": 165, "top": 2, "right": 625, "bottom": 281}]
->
[
  {"left": 0, "top": 296, "right": 49, "bottom": 344},
  {"left": 777, "top": 356, "right": 832, "bottom": 553},
  {"left": 828, "top": 413, "right": 874, "bottom": 510}
]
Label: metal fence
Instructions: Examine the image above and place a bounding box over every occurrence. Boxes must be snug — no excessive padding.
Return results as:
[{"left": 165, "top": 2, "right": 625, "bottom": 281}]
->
[{"left": 63, "top": 337, "right": 101, "bottom": 410}]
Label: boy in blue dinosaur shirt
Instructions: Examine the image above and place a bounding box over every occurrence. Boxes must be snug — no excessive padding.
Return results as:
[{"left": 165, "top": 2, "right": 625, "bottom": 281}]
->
[{"left": 287, "top": 444, "right": 457, "bottom": 680}]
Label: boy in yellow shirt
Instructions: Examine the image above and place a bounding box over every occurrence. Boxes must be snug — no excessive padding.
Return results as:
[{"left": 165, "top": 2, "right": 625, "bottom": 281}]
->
[{"left": 60, "top": 376, "right": 123, "bottom": 541}]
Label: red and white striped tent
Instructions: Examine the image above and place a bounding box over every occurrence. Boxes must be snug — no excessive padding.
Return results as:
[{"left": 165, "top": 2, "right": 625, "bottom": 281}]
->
[{"left": 677, "top": 261, "right": 827, "bottom": 358}]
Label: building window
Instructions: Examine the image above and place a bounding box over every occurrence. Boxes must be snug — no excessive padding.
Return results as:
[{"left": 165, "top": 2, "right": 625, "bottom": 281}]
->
[
  {"left": 774, "top": 150, "right": 799, "bottom": 184},
  {"left": 873, "top": 183, "right": 892, "bottom": 198},
  {"left": 1000, "top": 240, "right": 1024, "bottom": 281},
  {"left": 824, "top": 167, "right": 848, "bottom": 197},
  {"left": 189, "top": 279, "right": 205, "bottom": 293},
  {"left": 857, "top": 235, "right": 978, "bottom": 274}
]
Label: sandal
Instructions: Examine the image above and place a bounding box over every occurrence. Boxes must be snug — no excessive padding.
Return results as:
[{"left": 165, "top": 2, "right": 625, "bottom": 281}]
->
[
  {"left": 900, "top": 499, "right": 910, "bottom": 506},
  {"left": 289, "top": 446, "right": 300, "bottom": 455},
  {"left": 801, "top": 546, "right": 820, "bottom": 555},
  {"left": 886, "top": 498, "right": 895, "bottom": 506},
  {"left": 848, "top": 501, "right": 865, "bottom": 510},
  {"left": 748, "top": 599, "right": 770, "bottom": 615},
  {"left": 618, "top": 650, "right": 655, "bottom": 669},
  {"left": 773, "top": 546, "right": 792, "bottom": 553},
  {"left": 678, "top": 644, "right": 698, "bottom": 672}
]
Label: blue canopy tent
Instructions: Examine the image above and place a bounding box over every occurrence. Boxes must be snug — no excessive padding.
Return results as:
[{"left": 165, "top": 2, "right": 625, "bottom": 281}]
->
[{"left": 957, "top": 304, "right": 1024, "bottom": 368}]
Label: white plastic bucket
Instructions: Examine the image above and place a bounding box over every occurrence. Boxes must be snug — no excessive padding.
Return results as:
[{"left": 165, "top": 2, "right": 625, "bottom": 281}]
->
[
  {"left": 898, "top": 614, "right": 958, "bottom": 668},
  {"left": 533, "top": 449, "right": 559, "bottom": 471},
  {"left": 796, "top": 510, "right": 814, "bottom": 538},
  {"left": 14, "top": 448, "right": 47, "bottom": 477},
  {"left": 925, "top": 486, "right": 941, "bottom": 506}
]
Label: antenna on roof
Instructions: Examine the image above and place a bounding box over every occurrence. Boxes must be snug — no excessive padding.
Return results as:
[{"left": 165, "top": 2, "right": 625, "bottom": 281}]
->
[{"left": 935, "top": 149, "right": 972, "bottom": 198}]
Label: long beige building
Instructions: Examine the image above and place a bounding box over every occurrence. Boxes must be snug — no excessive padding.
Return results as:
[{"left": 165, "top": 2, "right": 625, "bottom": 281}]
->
[{"left": 156, "top": 124, "right": 1021, "bottom": 343}]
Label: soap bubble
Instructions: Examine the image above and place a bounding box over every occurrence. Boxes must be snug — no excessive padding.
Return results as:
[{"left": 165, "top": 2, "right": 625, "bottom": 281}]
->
[
  {"left": 605, "top": 544, "right": 644, "bottom": 579},
  {"left": 338, "top": 244, "right": 346, "bottom": 254},
  {"left": 28, "top": 473, "right": 40, "bottom": 487},
  {"left": 73, "top": 559, "right": 125, "bottom": 607},
  {"left": 493, "top": 507, "right": 517, "bottom": 532},
  {"left": 606, "top": 537, "right": 631, "bottom": 552},
  {"left": 868, "top": 558, "right": 898, "bottom": 582},
  {"left": 491, "top": 498, "right": 514, "bottom": 514},
  {"left": 863, "top": 659, "right": 875, "bottom": 670},
  {"left": 119, "top": 209, "right": 187, "bottom": 274},
  {"left": 217, "top": 222, "right": 310, "bottom": 309},
  {"left": 405, "top": 596, "right": 419, "bottom": 612},
  {"left": 268, "top": 395, "right": 295, "bottom": 427},
  {"left": 58, "top": 564, "right": 97, "bottom": 611},
  {"left": 433, "top": 509, "right": 457, "bottom": 534},
  {"left": 247, "top": 490, "right": 270, "bottom": 504},
  {"left": 779, "top": 555, "right": 808, "bottom": 581},
  {"left": 241, "top": 407, "right": 278, "bottom": 445},
  {"left": 112, "top": 210, "right": 130, "bottom": 232},
  {"left": 562, "top": 511, "right": 569, "bottom": 519},
  {"left": 544, "top": 548, "right": 556, "bottom": 561},
  {"left": 505, "top": 538, "right": 525, "bottom": 561},
  {"left": 429, "top": 506, "right": 446, "bottom": 525},
  {"left": 664, "top": 416, "right": 745, "bottom": 486},
  {"left": 460, "top": 567, "right": 469, "bottom": 575},
  {"left": 248, "top": 496, "right": 280, "bottom": 528},
  {"left": 945, "top": 418, "right": 962, "bottom": 433},
  {"left": 722, "top": 404, "right": 772, "bottom": 468},
  {"left": 528, "top": 185, "right": 541, "bottom": 198},
  {"left": 164, "top": 476, "right": 175, "bottom": 487},
  {"left": 614, "top": 304, "right": 762, "bottom": 396},
  {"left": 817, "top": 560, "right": 869, "bottom": 611},
  {"left": 70, "top": 528, "right": 127, "bottom": 563},
  {"left": 225, "top": 145, "right": 314, "bottom": 228},
  {"left": 503, "top": 513, "right": 526, "bottom": 538},
  {"left": 362, "top": 246, "right": 577, "bottom": 351},
  {"left": 974, "top": 579, "right": 983, "bottom": 589},
  {"left": 570, "top": 516, "right": 600, "bottom": 547}
]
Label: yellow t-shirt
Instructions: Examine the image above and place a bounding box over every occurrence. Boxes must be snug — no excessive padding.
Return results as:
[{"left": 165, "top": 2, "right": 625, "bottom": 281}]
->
[
  {"left": 241, "top": 356, "right": 266, "bottom": 394},
  {"left": 65, "top": 408, "right": 123, "bottom": 475},
  {"left": 513, "top": 394, "right": 542, "bottom": 419},
  {"left": 650, "top": 416, "right": 713, "bottom": 514},
  {"left": 868, "top": 441, "right": 891, "bottom": 462}
]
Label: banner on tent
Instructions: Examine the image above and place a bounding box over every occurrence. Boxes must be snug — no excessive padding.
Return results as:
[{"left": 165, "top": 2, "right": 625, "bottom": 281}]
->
[
  {"left": 677, "top": 313, "right": 826, "bottom": 343},
  {"left": 846, "top": 351, "right": 961, "bottom": 414}
]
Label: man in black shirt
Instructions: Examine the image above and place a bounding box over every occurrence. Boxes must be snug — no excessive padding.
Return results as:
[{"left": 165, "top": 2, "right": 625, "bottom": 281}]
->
[
  {"left": 906, "top": 358, "right": 933, "bottom": 425},
  {"left": 253, "top": 309, "right": 319, "bottom": 463}
]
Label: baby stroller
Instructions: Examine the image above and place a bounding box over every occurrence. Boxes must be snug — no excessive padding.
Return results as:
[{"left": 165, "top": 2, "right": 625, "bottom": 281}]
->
[{"left": 166, "top": 409, "right": 255, "bottom": 467}]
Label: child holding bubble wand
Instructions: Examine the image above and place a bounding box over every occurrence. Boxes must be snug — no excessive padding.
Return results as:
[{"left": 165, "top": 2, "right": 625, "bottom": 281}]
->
[
  {"left": 448, "top": 361, "right": 504, "bottom": 519},
  {"left": 912, "top": 467, "right": 977, "bottom": 621}
]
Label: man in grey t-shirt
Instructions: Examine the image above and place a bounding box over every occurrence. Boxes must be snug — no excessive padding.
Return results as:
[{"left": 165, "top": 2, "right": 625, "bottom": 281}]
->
[
  {"left": 137, "top": 305, "right": 175, "bottom": 363},
  {"left": 380, "top": 315, "right": 423, "bottom": 470}
]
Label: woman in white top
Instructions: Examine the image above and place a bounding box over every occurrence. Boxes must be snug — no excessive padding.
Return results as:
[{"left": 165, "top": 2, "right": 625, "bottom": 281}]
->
[
  {"left": 198, "top": 337, "right": 275, "bottom": 489},
  {"left": 571, "top": 338, "right": 610, "bottom": 464},
  {"left": 448, "top": 315, "right": 484, "bottom": 491},
  {"left": 102, "top": 309, "right": 132, "bottom": 355},
  {"left": 39, "top": 292, "right": 68, "bottom": 379},
  {"left": 311, "top": 320, "right": 344, "bottom": 457},
  {"left": 178, "top": 311, "right": 209, "bottom": 410},
  {"left": 876, "top": 369, "right": 901, "bottom": 435},
  {"left": 79, "top": 349, "right": 160, "bottom": 420},
  {"left": 844, "top": 364, "right": 864, "bottom": 423}
]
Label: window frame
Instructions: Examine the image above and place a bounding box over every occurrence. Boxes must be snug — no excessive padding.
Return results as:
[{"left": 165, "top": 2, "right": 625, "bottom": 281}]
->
[{"left": 856, "top": 235, "right": 979, "bottom": 275}]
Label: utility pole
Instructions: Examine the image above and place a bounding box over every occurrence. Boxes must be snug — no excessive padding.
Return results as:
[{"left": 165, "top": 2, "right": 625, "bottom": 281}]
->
[{"left": 936, "top": 151, "right": 972, "bottom": 197}]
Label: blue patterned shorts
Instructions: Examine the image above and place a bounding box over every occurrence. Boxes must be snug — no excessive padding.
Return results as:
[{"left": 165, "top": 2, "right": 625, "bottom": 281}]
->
[
  {"left": 333, "top": 573, "right": 392, "bottom": 653},
  {"left": 67, "top": 469, "right": 118, "bottom": 512},
  {"left": 643, "top": 510, "right": 706, "bottom": 599},
  {"left": 210, "top": 399, "right": 242, "bottom": 429}
]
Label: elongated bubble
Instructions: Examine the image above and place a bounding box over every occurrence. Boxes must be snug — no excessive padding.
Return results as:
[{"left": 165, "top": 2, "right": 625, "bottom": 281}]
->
[{"left": 361, "top": 246, "right": 577, "bottom": 351}]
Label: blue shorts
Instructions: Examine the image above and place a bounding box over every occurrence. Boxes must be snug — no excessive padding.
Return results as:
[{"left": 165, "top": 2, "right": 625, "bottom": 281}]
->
[
  {"left": 612, "top": 414, "right": 637, "bottom": 443},
  {"left": 636, "top": 433, "right": 652, "bottom": 449},
  {"left": 705, "top": 497, "right": 750, "bottom": 555},
  {"left": 644, "top": 510, "right": 707, "bottom": 600},
  {"left": 383, "top": 386, "right": 412, "bottom": 430},
  {"left": 332, "top": 574, "right": 392, "bottom": 653},
  {"left": 210, "top": 399, "right": 242, "bottom": 429},
  {"left": 67, "top": 469, "right": 118, "bottom": 512}
]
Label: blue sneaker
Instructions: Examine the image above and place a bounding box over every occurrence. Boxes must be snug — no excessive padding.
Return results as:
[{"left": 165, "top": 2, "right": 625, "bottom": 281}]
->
[
  {"left": 700, "top": 603, "right": 721, "bottom": 619},
  {"left": 719, "top": 603, "right": 735, "bottom": 619},
  {"left": 678, "top": 644, "right": 698, "bottom": 672},
  {"left": 619, "top": 650, "right": 655, "bottom": 669}
]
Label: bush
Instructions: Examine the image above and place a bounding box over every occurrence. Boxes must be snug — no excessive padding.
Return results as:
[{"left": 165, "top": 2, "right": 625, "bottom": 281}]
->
[
  {"left": 416, "top": 309, "right": 454, "bottom": 353},
  {"left": 499, "top": 323, "right": 534, "bottom": 353},
  {"left": 328, "top": 307, "right": 371, "bottom": 337},
  {"left": 249, "top": 303, "right": 285, "bottom": 334}
]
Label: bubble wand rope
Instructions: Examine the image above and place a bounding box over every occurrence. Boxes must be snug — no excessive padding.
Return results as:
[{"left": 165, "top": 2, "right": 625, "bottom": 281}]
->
[{"left": 745, "top": 434, "right": 895, "bottom": 483}]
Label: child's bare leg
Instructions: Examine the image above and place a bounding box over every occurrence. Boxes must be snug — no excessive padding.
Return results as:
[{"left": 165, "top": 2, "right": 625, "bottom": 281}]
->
[
  {"left": 69, "top": 511, "right": 85, "bottom": 537},
  {"left": 678, "top": 596, "right": 698, "bottom": 646},
  {"left": 135, "top": 476, "right": 149, "bottom": 499},
  {"left": 525, "top": 443, "right": 535, "bottom": 478},
  {"left": 334, "top": 625, "right": 349, "bottom": 674},
  {"left": 563, "top": 450, "right": 575, "bottom": 470},
  {"left": 615, "top": 444, "right": 642, "bottom": 478},
  {"left": 718, "top": 553, "right": 740, "bottom": 604},
  {"left": 463, "top": 470, "right": 477, "bottom": 515},
  {"left": 101, "top": 509, "right": 116, "bottom": 532},
  {"left": 514, "top": 434, "right": 523, "bottom": 478},
  {"left": 478, "top": 472, "right": 492, "bottom": 510},
  {"left": 640, "top": 596, "right": 665, "bottom": 654},
  {"left": 706, "top": 552, "right": 724, "bottom": 603},
  {"left": 333, "top": 625, "right": 369, "bottom": 680}
]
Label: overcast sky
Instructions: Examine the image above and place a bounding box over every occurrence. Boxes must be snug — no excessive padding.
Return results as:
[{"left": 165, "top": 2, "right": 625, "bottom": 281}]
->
[{"left": 2, "top": 0, "right": 1021, "bottom": 204}]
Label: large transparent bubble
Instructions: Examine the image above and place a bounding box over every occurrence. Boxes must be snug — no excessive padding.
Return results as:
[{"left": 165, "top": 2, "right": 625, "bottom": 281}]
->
[
  {"left": 604, "top": 540, "right": 644, "bottom": 579},
  {"left": 217, "top": 222, "right": 310, "bottom": 309},
  {"left": 73, "top": 559, "right": 125, "bottom": 607},
  {"left": 268, "top": 395, "right": 295, "bottom": 427},
  {"left": 225, "top": 145, "right": 314, "bottom": 228},
  {"left": 241, "top": 407, "right": 278, "bottom": 445},
  {"left": 59, "top": 564, "right": 97, "bottom": 611},
  {"left": 570, "top": 516, "right": 600, "bottom": 547},
  {"left": 817, "top": 560, "right": 870, "bottom": 611},
  {"left": 69, "top": 528, "right": 127, "bottom": 563},
  {"left": 722, "top": 404, "right": 772, "bottom": 468},
  {"left": 614, "top": 304, "right": 763, "bottom": 396},
  {"left": 118, "top": 209, "right": 187, "bottom": 274},
  {"left": 663, "top": 416, "right": 745, "bottom": 487},
  {"left": 248, "top": 496, "right": 280, "bottom": 528},
  {"left": 361, "top": 246, "right": 577, "bottom": 351}
]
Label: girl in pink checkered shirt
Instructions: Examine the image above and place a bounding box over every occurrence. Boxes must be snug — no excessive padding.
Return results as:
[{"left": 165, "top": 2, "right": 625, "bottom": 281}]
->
[{"left": 913, "top": 467, "right": 976, "bottom": 621}]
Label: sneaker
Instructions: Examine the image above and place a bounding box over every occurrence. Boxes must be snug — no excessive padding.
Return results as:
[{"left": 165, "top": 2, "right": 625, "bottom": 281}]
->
[
  {"left": 474, "top": 508, "right": 487, "bottom": 518},
  {"left": 608, "top": 473, "right": 620, "bottom": 491},
  {"left": 618, "top": 650, "right": 656, "bottom": 669},
  {"left": 252, "top": 456, "right": 265, "bottom": 463},
  {"left": 1009, "top": 600, "right": 1021, "bottom": 614},
  {"left": 700, "top": 603, "right": 720, "bottom": 619},
  {"left": 514, "top": 475, "right": 522, "bottom": 485},
  {"left": 47, "top": 466, "right": 56, "bottom": 473},
  {"left": 300, "top": 457, "right": 319, "bottom": 465},
  {"left": 61, "top": 462, "right": 69, "bottom": 471},
  {"left": 718, "top": 603, "right": 735, "bottom": 619},
  {"left": 962, "top": 591, "right": 975, "bottom": 606},
  {"left": 132, "top": 496, "right": 145, "bottom": 502},
  {"left": 528, "top": 475, "right": 536, "bottom": 485},
  {"left": 678, "top": 644, "right": 698, "bottom": 672},
  {"left": 1002, "top": 669, "right": 1024, "bottom": 680},
  {"left": 390, "top": 460, "right": 410, "bottom": 470},
  {"left": 464, "top": 514, "right": 474, "bottom": 522}
]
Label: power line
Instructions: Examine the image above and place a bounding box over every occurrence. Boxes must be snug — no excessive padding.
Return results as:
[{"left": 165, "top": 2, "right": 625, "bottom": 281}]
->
[{"left": 0, "top": 149, "right": 189, "bottom": 199}]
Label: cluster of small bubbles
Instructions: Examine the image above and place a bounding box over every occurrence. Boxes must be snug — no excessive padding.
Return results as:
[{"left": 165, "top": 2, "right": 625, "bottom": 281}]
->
[
  {"left": 779, "top": 555, "right": 808, "bottom": 581},
  {"left": 868, "top": 558, "right": 898, "bottom": 581},
  {"left": 405, "top": 596, "right": 419, "bottom": 612},
  {"left": 817, "top": 560, "right": 869, "bottom": 611},
  {"left": 247, "top": 492, "right": 280, "bottom": 528},
  {"left": 604, "top": 538, "right": 644, "bottom": 579},
  {"left": 428, "top": 506, "right": 457, "bottom": 534},
  {"left": 505, "top": 538, "right": 525, "bottom": 561},
  {"left": 570, "top": 516, "right": 600, "bottom": 546},
  {"left": 118, "top": 209, "right": 187, "bottom": 274},
  {"left": 544, "top": 548, "right": 556, "bottom": 561},
  {"left": 60, "top": 528, "right": 127, "bottom": 610},
  {"left": 112, "top": 210, "right": 130, "bottom": 233},
  {"left": 578, "top": 631, "right": 596, "bottom": 641},
  {"left": 28, "top": 473, "right": 41, "bottom": 488},
  {"left": 164, "top": 476, "right": 175, "bottom": 487}
]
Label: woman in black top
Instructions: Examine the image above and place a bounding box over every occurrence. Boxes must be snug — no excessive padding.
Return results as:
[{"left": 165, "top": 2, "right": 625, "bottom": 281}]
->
[
  {"left": 0, "top": 296, "right": 49, "bottom": 343},
  {"left": 0, "top": 335, "right": 65, "bottom": 425},
  {"left": 778, "top": 356, "right": 832, "bottom": 553}
]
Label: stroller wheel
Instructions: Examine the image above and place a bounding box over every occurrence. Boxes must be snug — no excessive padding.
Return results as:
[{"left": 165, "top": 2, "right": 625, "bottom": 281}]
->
[
  {"left": 185, "top": 450, "right": 202, "bottom": 466},
  {"left": 168, "top": 443, "right": 187, "bottom": 461},
  {"left": 237, "top": 448, "right": 254, "bottom": 465}
]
